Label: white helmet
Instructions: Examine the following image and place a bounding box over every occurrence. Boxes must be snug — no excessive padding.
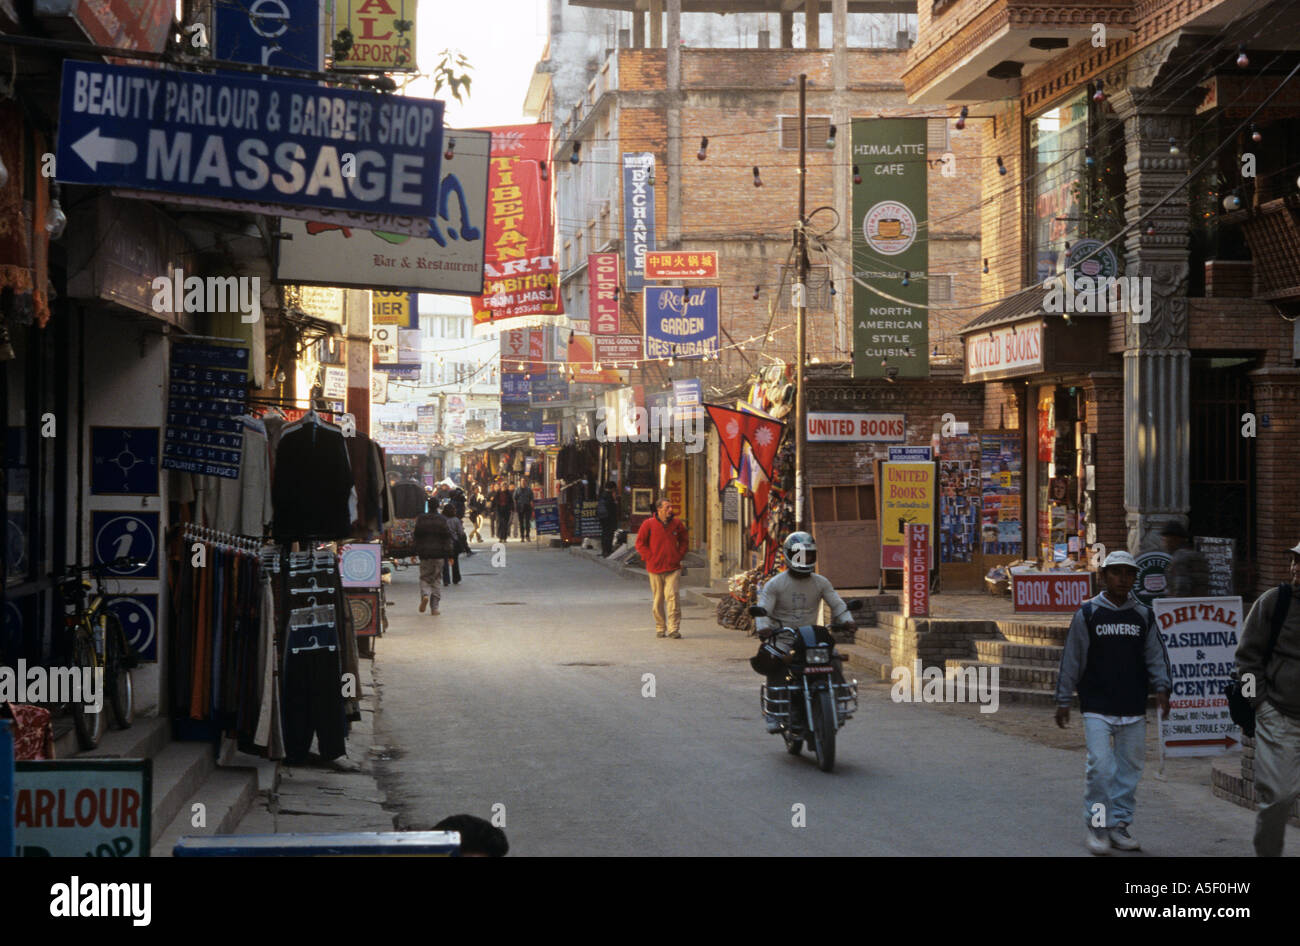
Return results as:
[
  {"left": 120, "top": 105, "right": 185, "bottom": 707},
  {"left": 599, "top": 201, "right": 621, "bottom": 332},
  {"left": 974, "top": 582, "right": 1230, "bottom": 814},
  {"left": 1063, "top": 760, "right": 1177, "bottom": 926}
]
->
[{"left": 782, "top": 531, "right": 817, "bottom": 575}]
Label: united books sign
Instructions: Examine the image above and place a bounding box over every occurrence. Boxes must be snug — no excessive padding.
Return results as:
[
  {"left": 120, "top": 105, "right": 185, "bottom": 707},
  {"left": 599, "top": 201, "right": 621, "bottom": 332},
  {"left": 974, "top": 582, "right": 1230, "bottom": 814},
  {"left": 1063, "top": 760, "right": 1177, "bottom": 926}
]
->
[{"left": 851, "top": 119, "right": 928, "bottom": 379}]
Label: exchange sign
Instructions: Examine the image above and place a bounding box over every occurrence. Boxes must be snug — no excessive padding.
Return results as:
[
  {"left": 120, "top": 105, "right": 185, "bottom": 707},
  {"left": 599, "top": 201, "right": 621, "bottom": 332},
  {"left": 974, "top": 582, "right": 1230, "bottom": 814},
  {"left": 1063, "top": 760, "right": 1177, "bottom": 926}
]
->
[{"left": 56, "top": 61, "right": 444, "bottom": 218}]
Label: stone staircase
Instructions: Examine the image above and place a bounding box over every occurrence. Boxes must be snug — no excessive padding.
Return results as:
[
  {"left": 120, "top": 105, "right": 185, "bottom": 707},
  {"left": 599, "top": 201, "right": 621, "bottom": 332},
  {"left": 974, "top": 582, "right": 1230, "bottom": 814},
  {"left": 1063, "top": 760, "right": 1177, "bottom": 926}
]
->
[{"left": 944, "top": 622, "right": 1071, "bottom": 708}]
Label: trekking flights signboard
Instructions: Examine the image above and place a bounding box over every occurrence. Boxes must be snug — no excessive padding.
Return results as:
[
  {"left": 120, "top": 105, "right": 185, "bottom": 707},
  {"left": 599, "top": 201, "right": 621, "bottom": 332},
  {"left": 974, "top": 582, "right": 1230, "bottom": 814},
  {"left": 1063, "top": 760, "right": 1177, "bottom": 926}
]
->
[{"left": 56, "top": 60, "right": 445, "bottom": 218}]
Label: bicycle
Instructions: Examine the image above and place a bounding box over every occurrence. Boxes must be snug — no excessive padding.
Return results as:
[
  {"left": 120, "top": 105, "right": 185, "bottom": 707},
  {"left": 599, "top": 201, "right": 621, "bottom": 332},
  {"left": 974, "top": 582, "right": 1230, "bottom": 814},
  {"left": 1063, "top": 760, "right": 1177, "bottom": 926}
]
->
[{"left": 53, "top": 557, "right": 141, "bottom": 750}]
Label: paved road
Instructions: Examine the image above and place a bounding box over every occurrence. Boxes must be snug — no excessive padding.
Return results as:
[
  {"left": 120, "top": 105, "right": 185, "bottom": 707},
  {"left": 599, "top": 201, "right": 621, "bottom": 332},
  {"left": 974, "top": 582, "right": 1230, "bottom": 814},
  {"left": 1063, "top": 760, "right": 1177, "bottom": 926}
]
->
[{"left": 373, "top": 542, "right": 1289, "bottom": 856}]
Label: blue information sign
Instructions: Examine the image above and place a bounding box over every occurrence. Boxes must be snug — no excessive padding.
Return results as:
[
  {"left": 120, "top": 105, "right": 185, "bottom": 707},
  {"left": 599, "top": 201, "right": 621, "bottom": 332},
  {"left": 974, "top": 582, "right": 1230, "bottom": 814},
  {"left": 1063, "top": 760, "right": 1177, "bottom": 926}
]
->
[
  {"left": 535, "top": 424, "right": 558, "bottom": 446},
  {"left": 530, "top": 370, "right": 569, "bottom": 404},
  {"left": 56, "top": 61, "right": 444, "bottom": 218},
  {"left": 644, "top": 287, "right": 719, "bottom": 360},
  {"left": 889, "top": 446, "right": 932, "bottom": 462},
  {"left": 501, "top": 406, "right": 543, "bottom": 434},
  {"left": 501, "top": 372, "right": 531, "bottom": 405},
  {"left": 534, "top": 499, "right": 560, "bottom": 535},
  {"left": 216, "top": 0, "right": 322, "bottom": 73},
  {"left": 92, "top": 511, "right": 160, "bottom": 579}
]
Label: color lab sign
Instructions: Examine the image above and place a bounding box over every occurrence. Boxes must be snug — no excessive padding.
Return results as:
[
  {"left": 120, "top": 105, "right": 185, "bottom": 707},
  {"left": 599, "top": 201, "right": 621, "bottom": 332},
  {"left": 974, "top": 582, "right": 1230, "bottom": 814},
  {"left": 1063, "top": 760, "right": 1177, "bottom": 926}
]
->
[
  {"left": 14, "top": 760, "right": 152, "bottom": 857},
  {"left": 879, "top": 461, "right": 934, "bottom": 569},
  {"left": 1012, "top": 572, "right": 1092, "bottom": 612}
]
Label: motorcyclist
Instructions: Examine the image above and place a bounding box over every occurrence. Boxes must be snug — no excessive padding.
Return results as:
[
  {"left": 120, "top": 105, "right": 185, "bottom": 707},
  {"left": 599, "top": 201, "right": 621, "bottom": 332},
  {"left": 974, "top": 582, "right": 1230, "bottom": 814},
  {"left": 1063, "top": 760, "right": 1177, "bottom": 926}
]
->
[{"left": 757, "top": 532, "right": 855, "bottom": 733}]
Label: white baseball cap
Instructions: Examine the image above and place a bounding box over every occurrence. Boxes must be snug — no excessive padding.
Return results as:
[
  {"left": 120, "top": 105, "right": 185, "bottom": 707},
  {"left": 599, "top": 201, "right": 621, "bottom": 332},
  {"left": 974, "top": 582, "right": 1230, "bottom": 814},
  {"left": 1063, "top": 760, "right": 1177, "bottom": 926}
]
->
[
  {"left": 1287, "top": 541, "right": 1300, "bottom": 556},
  {"left": 1102, "top": 550, "right": 1138, "bottom": 570}
]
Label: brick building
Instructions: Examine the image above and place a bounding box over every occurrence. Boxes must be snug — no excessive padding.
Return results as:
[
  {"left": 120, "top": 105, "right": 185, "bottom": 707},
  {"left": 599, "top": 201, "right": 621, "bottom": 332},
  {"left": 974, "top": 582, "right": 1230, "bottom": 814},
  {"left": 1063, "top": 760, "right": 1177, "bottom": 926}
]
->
[
  {"left": 526, "top": 0, "right": 994, "bottom": 576},
  {"left": 904, "top": 0, "right": 1300, "bottom": 594}
]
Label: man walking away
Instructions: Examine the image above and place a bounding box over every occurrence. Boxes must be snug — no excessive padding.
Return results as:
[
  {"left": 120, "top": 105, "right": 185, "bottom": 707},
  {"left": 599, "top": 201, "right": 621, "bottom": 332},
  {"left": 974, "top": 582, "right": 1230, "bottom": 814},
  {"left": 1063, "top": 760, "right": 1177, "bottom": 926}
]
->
[
  {"left": 1161, "top": 521, "right": 1211, "bottom": 597},
  {"left": 441, "top": 500, "right": 465, "bottom": 586},
  {"left": 414, "top": 503, "right": 455, "bottom": 617},
  {"left": 596, "top": 481, "right": 620, "bottom": 557},
  {"left": 1235, "top": 540, "right": 1300, "bottom": 856},
  {"left": 1055, "top": 550, "right": 1172, "bottom": 855},
  {"left": 492, "top": 481, "right": 512, "bottom": 542},
  {"left": 635, "top": 498, "right": 689, "bottom": 639},
  {"left": 514, "top": 480, "right": 534, "bottom": 542}
]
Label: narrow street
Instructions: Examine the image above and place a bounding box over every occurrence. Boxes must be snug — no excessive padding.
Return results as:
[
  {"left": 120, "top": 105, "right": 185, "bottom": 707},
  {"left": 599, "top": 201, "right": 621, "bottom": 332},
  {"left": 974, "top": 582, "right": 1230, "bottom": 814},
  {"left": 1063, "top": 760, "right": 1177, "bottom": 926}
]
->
[{"left": 373, "top": 543, "right": 1273, "bottom": 857}]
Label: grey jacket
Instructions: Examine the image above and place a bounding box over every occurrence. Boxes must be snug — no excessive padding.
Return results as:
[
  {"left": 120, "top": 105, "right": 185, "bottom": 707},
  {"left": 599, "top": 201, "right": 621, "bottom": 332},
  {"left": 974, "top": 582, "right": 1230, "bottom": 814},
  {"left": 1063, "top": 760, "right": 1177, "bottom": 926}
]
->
[
  {"left": 1055, "top": 591, "right": 1172, "bottom": 708},
  {"left": 756, "top": 570, "right": 851, "bottom": 634},
  {"left": 1236, "top": 584, "right": 1300, "bottom": 717}
]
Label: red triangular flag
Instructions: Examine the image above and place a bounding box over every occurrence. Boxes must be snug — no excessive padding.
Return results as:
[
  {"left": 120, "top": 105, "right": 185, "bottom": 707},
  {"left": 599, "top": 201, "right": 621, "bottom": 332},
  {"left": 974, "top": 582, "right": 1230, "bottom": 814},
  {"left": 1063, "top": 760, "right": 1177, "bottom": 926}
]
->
[{"left": 706, "top": 404, "right": 748, "bottom": 476}]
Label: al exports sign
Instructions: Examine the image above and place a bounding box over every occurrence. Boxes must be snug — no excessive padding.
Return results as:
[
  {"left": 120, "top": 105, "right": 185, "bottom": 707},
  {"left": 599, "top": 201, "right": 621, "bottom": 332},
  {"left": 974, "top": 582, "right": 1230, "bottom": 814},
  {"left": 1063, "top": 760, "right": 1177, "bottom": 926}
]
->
[
  {"left": 56, "top": 61, "right": 444, "bottom": 218},
  {"left": 852, "top": 118, "right": 928, "bottom": 379},
  {"left": 965, "top": 320, "right": 1044, "bottom": 381}
]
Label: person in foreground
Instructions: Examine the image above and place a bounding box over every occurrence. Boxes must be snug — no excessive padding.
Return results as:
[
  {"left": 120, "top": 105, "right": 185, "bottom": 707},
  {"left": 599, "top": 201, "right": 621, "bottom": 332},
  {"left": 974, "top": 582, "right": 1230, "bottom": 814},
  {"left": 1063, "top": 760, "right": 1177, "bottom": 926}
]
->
[{"left": 1055, "top": 550, "right": 1172, "bottom": 855}]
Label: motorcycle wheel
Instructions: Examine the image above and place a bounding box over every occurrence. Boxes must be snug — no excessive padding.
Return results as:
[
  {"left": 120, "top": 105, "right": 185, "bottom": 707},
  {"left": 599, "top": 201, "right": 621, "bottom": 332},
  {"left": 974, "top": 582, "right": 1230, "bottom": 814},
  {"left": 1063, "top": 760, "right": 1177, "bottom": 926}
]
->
[
  {"left": 813, "top": 689, "right": 836, "bottom": 772},
  {"left": 105, "top": 614, "right": 134, "bottom": 730}
]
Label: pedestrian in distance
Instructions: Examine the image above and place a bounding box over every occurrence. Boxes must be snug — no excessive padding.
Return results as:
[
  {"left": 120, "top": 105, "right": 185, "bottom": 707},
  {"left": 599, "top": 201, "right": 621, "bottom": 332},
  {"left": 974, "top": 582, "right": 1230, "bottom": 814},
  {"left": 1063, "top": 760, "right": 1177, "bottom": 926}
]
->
[
  {"left": 467, "top": 487, "right": 486, "bottom": 544},
  {"left": 1234, "top": 540, "right": 1300, "bottom": 856},
  {"left": 413, "top": 503, "right": 455, "bottom": 617},
  {"left": 596, "top": 480, "right": 620, "bottom": 557},
  {"left": 1160, "top": 521, "right": 1211, "bottom": 597},
  {"left": 491, "top": 481, "right": 513, "bottom": 542},
  {"left": 514, "top": 480, "right": 534, "bottom": 542},
  {"left": 635, "top": 498, "right": 689, "bottom": 639},
  {"left": 441, "top": 500, "right": 465, "bottom": 586},
  {"left": 1055, "top": 550, "right": 1172, "bottom": 855}
]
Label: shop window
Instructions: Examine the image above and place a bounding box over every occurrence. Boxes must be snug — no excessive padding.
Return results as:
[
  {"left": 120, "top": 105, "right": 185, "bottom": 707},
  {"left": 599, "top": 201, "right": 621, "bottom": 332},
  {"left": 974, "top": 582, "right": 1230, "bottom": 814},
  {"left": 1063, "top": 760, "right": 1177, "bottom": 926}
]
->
[
  {"left": 930, "top": 274, "right": 954, "bottom": 303},
  {"left": 811, "top": 484, "right": 873, "bottom": 522},
  {"left": 779, "top": 116, "right": 833, "bottom": 151},
  {"left": 927, "top": 118, "right": 949, "bottom": 154}
]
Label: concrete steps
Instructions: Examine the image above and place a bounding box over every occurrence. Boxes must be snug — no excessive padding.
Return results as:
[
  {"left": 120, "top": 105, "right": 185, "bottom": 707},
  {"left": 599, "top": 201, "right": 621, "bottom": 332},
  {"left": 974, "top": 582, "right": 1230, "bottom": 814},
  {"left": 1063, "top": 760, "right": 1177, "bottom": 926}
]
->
[
  {"left": 996, "top": 621, "right": 1069, "bottom": 646},
  {"left": 946, "top": 658, "right": 1058, "bottom": 691},
  {"left": 151, "top": 765, "right": 261, "bottom": 856},
  {"left": 974, "top": 638, "right": 1062, "bottom": 667}
]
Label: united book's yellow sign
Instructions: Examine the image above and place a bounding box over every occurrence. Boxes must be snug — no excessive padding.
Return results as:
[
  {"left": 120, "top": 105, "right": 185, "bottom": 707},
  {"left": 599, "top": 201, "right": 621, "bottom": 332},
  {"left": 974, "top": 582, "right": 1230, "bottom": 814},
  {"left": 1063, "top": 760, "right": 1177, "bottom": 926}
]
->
[
  {"left": 335, "top": 0, "right": 416, "bottom": 72},
  {"left": 880, "top": 461, "right": 935, "bottom": 570}
]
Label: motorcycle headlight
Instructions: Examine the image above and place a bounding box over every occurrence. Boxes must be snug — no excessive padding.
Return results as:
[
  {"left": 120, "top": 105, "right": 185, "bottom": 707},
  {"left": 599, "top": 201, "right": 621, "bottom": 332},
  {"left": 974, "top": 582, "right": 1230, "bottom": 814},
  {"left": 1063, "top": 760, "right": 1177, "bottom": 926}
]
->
[{"left": 807, "top": 648, "right": 830, "bottom": 665}]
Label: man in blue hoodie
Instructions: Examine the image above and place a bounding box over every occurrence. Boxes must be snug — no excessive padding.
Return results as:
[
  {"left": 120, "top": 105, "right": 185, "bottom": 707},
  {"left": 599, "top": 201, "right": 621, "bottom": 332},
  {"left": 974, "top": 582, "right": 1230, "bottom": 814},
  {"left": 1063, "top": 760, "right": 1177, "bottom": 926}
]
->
[{"left": 1055, "top": 550, "right": 1172, "bottom": 855}]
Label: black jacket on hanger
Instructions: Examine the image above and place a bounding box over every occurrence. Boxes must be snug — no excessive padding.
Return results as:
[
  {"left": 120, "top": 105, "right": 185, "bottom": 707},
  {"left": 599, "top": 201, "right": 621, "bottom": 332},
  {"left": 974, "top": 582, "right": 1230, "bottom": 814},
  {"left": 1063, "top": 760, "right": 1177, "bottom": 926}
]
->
[{"left": 272, "top": 419, "right": 353, "bottom": 542}]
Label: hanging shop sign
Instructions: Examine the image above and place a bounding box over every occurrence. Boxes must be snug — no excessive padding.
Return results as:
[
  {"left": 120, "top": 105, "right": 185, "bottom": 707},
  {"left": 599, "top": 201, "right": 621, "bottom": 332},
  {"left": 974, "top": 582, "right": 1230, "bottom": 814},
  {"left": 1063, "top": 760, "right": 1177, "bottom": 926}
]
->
[
  {"left": 501, "top": 372, "right": 531, "bottom": 404},
  {"left": 672, "top": 378, "right": 703, "bottom": 421},
  {"left": 501, "top": 406, "right": 543, "bottom": 433},
  {"left": 1013, "top": 571, "right": 1092, "bottom": 612},
  {"left": 322, "top": 365, "right": 348, "bottom": 399},
  {"left": 807, "top": 412, "right": 905, "bottom": 443},
  {"left": 535, "top": 424, "right": 558, "bottom": 446},
  {"left": 965, "top": 320, "right": 1044, "bottom": 382},
  {"left": 879, "top": 461, "right": 935, "bottom": 569},
  {"left": 216, "top": 0, "right": 323, "bottom": 73},
  {"left": 333, "top": 0, "right": 417, "bottom": 72},
  {"left": 90, "top": 427, "right": 160, "bottom": 495},
  {"left": 903, "top": 523, "right": 930, "bottom": 617},
  {"left": 162, "top": 342, "right": 249, "bottom": 479},
  {"left": 589, "top": 252, "right": 620, "bottom": 334},
  {"left": 34, "top": 0, "right": 172, "bottom": 53},
  {"left": 372, "top": 290, "right": 415, "bottom": 327},
  {"left": 593, "top": 335, "right": 643, "bottom": 363},
  {"left": 372, "top": 324, "right": 397, "bottom": 362},
  {"left": 643, "top": 286, "right": 718, "bottom": 360},
  {"left": 567, "top": 332, "right": 628, "bottom": 385},
  {"left": 851, "top": 118, "right": 928, "bottom": 379},
  {"left": 530, "top": 370, "right": 569, "bottom": 404},
  {"left": 644, "top": 249, "right": 718, "bottom": 281},
  {"left": 889, "top": 445, "right": 932, "bottom": 462},
  {"left": 1063, "top": 239, "right": 1119, "bottom": 287},
  {"left": 471, "top": 124, "right": 563, "bottom": 330},
  {"left": 56, "top": 61, "right": 444, "bottom": 218},
  {"left": 622, "top": 153, "right": 656, "bottom": 292},
  {"left": 275, "top": 129, "right": 489, "bottom": 294},
  {"left": 1154, "top": 596, "right": 1243, "bottom": 756},
  {"left": 14, "top": 759, "right": 152, "bottom": 857}
]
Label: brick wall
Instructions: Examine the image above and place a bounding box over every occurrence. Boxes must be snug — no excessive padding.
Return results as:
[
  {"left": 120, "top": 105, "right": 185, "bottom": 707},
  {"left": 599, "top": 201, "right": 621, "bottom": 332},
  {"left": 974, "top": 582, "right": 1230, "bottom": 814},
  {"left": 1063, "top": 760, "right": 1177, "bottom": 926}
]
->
[
  {"left": 1250, "top": 369, "right": 1300, "bottom": 591},
  {"left": 982, "top": 381, "right": 1021, "bottom": 430},
  {"left": 1084, "top": 372, "right": 1126, "bottom": 559}
]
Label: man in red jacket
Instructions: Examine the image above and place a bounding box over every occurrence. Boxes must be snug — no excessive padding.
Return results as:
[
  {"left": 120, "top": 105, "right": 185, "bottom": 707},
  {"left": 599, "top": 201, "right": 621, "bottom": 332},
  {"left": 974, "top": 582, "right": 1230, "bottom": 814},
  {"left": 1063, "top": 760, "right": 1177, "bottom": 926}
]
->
[{"left": 635, "top": 498, "right": 689, "bottom": 639}]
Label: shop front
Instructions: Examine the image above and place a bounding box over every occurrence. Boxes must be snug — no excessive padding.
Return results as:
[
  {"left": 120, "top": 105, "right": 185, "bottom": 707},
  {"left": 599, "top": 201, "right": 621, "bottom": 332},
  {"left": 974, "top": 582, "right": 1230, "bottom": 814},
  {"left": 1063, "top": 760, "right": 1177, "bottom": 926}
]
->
[{"left": 961, "top": 312, "right": 1119, "bottom": 570}]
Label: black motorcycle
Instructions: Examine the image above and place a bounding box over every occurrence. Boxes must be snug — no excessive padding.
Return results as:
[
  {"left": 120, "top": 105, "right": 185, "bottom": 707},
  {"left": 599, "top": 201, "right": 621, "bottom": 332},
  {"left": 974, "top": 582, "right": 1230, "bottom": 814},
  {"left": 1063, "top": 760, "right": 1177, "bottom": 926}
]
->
[{"left": 750, "top": 600, "right": 862, "bottom": 772}]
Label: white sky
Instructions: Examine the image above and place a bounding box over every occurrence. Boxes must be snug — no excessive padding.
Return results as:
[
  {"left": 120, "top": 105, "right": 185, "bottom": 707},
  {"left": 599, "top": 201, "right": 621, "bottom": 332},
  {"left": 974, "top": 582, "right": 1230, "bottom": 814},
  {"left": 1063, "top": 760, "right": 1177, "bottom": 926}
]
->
[{"left": 407, "top": 0, "right": 550, "bottom": 130}]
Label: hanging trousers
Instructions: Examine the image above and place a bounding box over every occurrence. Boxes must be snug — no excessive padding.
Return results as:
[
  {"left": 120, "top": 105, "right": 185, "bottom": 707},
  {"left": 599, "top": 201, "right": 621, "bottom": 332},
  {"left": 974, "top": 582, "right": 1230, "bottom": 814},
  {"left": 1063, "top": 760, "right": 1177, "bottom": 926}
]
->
[{"left": 282, "top": 648, "right": 347, "bottom": 762}]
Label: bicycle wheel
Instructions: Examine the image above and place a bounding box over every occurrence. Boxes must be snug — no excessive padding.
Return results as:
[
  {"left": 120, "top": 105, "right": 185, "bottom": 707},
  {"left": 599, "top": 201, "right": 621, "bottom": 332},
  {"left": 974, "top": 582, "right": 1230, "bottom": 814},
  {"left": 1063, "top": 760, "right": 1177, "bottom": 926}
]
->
[
  {"left": 105, "top": 613, "right": 135, "bottom": 730},
  {"left": 70, "top": 629, "right": 104, "bottom": 750}
]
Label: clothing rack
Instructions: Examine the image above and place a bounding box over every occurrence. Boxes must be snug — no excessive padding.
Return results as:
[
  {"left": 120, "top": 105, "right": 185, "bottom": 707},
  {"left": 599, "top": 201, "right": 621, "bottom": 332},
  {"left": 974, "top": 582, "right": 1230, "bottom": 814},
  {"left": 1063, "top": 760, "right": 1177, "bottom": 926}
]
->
[{"left": 181, "top": 523, "right": 262, "bottom": 553}]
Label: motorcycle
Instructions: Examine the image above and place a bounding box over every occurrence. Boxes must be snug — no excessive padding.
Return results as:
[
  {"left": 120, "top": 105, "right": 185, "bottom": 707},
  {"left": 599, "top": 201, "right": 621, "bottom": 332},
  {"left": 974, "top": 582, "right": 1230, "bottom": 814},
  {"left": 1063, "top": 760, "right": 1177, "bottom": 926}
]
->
[{"left": 749, "top": 600, "right": 863, "bottom": 773}]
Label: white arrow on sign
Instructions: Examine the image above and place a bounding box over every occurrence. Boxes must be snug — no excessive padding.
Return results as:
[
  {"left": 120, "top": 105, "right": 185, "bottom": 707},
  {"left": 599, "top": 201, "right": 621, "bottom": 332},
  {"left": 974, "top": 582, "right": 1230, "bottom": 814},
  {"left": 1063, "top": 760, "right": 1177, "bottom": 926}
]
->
[{"left": 71, "top": 127, "right": 139, "bottom": 171}]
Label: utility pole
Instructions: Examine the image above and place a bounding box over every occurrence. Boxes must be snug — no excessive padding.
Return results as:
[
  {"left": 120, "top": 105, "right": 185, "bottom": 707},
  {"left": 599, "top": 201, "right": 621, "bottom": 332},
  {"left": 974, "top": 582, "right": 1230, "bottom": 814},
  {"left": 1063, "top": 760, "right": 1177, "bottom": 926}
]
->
[{"left": 794, "top": 73, "right": 808, "bottom": 530}]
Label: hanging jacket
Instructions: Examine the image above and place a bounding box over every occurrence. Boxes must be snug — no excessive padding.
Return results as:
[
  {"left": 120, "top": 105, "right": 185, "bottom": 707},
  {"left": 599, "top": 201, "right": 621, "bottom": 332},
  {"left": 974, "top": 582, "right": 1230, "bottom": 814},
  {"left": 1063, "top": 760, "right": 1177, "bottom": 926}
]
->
[{"left": 272, "top": 420, "right": 353, "bottom": 542}]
